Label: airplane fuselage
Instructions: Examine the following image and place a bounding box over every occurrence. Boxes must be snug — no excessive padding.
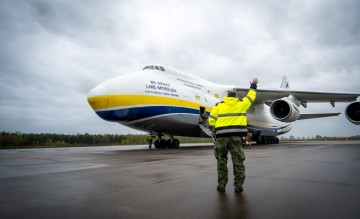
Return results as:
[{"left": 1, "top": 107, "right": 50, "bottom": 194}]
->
[{"left": 88, "top": 65, "right": 291, "bottom": 139}]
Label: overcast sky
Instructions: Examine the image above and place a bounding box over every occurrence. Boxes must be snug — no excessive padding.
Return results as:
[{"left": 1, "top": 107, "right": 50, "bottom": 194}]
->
[{"left": 0, "top": 0, "right": 359, "bottom": 138}]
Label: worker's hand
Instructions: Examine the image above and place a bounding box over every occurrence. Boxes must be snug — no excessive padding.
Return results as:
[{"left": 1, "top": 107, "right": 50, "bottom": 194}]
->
[
  {"left": 250, "top": 78, "right": 258, "bottom": 89},
  {"left": 250, "top": 78, "right": 259, "bottom": 85}
]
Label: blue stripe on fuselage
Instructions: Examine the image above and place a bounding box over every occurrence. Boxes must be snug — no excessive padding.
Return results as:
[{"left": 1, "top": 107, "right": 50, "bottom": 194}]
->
[{"left": 96, "top": 106, "right": 200, "bottom": 122}]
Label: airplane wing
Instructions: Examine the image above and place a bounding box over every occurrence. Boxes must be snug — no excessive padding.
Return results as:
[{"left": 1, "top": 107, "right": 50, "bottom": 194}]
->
[
  {"left": 235, "top": 88, "right": 360, "bottom": 124},
  {"left": 235, "top": 88, "right": 360, "bottom": 104}
]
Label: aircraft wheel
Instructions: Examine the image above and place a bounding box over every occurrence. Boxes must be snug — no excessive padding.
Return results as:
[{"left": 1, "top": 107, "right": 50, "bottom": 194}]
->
[
  {"left": 154, "top": 140, "right": 160, "bottom": 149},
  {"left": 260, "top": 136, "right": 265, "bottom": 145},
  {"left": 159, "top": 139, "right": 167, "bottom": 148},
  {"left": 263, "top": 137, "right": 267, "bottom": 144},
  {"left": 172, "top": 139, "right": 180, "bottom": 148},
  {"left": 166, "top": 139, "right": 173, "bottom": 148}
]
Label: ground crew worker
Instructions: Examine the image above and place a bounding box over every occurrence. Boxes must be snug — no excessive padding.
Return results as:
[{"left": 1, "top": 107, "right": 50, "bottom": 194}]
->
[
  {"left": 246, "top": 132, "right": 253, "bottom": 149},
  {"left": 209, "top": 78, "right": 258, "bottom": 193},
  {"left": 147, "top": 134, "right": 155, "bottom": 149}
]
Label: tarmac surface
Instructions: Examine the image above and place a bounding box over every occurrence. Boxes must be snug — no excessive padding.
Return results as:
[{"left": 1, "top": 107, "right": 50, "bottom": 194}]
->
[{"left": 0, "top": 141, "right": 359, "bottom": 219}]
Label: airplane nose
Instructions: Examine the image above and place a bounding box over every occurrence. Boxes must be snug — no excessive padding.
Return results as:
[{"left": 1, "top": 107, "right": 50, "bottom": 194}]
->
[{"left": 87, "top": 82, "right": 109, "bottom": 110}]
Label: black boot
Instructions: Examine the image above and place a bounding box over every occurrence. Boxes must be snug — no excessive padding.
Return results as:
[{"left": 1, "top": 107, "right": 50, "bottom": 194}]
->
[
  {"left": 235, "top": 185, "right": 243, "bottom": 193},
  {"left": 217, "top": 185, "right": 225, "bottom": 192}
]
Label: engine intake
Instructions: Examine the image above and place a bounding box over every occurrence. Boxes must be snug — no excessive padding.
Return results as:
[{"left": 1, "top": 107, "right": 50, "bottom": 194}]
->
[
  {"left": 345, "top": 101, "right": 360, "bottom": 125},
  {"left": 270, "top": 98, "right": 300, "bottom": 122}
]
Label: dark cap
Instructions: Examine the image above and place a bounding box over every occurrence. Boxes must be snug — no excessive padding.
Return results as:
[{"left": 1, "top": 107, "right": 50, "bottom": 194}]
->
[{"left": 227, "top": 91, "right": 236, "bottom": 97}]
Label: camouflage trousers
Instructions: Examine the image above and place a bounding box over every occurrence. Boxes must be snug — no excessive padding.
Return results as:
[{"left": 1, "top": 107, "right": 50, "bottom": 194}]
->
[{"left": 214, "top": 136, "right": 246, "bottom": 187}]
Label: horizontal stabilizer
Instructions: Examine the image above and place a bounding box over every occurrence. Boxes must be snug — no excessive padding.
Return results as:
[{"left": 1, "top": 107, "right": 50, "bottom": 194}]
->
[{"left": 298, "top": 112, "right": 341, "bottom": 120}]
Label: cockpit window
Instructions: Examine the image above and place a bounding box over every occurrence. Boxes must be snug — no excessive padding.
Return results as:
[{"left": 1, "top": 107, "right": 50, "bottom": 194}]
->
[
  {"left": 143, "top": 65, "right": 166, "bottom": 71},
  {"left": 143, "top": 65, "right": 154, "bottom": 70}
]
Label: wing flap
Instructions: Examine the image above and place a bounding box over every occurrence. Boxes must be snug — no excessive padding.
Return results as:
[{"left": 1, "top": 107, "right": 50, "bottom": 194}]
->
[{"left": 298, "top": 112, "right": 341, "bottom": 120}]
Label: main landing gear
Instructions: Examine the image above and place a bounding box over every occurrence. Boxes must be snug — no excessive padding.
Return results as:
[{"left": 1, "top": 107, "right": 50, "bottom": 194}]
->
[
  {"left": 154, "top": 136, "right": 180, "bottom": 149},
  {"left": 256, "top": 136, "right": 279, "bottom": 145}
]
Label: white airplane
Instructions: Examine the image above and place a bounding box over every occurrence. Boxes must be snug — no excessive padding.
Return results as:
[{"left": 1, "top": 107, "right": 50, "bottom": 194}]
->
[{"left": 88, "top": 64, "right": 360, "bottom": 148}]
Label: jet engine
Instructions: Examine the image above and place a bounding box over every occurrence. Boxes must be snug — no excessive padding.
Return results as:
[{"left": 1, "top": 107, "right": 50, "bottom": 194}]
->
[
  {"left": 270, "top": 98, "right": 300, "bottom": 123},
  {"left": 345, "top": 101, "right": 360, "bottom": 125}
]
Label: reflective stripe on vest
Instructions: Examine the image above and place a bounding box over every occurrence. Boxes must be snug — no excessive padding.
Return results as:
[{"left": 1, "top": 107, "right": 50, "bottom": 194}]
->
[
  {"left": 245, "top": 96, "right": 253, "bottom": 104},
  {"left": 218, "top": 113, "right": 246, "bottom": 117},
  {"left": 216, "top": 128, "right": 248, "bottom": 135},
  {"left": 209, "top": 115, "right": 217, "bottom": 120}
]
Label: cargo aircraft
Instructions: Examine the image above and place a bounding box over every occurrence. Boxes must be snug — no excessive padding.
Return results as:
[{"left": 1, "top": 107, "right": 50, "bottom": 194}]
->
[{"left": 88, "top": 65, "right": 360, "bottom": 148}]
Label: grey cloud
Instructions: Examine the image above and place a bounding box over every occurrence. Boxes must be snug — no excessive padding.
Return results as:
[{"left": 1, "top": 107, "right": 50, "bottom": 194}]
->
[{"left": 304, "top": 0, "right": 360, "bottom": 47}]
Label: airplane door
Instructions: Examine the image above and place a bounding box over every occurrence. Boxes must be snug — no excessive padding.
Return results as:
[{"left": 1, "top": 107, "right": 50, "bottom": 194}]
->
[{"left": 199, "top": 106, "right": 208, "bottom": 125}]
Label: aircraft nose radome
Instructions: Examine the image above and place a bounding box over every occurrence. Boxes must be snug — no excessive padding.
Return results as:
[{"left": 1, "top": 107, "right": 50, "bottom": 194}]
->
[
  {"left": 87, "top": 82, "right": 109, "bottom": 110},
  {"left": 88, "top": 82, "right": 109, "bottom": 97}
]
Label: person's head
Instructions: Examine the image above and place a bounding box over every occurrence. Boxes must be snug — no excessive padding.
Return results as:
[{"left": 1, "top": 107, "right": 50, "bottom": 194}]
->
[{"left": 227, "top": 91, "right": 236, "bottom": 97}]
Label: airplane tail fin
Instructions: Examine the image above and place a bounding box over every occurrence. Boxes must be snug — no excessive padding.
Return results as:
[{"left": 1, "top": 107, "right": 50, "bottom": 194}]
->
[{"left": 280, "top": 76, "right": 290, "bottom": 89}]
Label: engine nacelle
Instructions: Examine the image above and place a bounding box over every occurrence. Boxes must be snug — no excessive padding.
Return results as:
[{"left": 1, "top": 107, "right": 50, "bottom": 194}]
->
[
  {"left": 345, "top": 101, "right": 360, "bottom": 125},
  {"left": 270, "top": 98, "right": 301, "bottom": 122}
]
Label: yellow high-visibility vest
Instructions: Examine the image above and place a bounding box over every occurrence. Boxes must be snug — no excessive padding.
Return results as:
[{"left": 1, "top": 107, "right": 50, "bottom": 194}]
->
[
  {"left": 147, "top": 134, "right": 155, "bottom": 141},
  {"left": 209, "top": 89, "right": 256, "bottom": 137}
]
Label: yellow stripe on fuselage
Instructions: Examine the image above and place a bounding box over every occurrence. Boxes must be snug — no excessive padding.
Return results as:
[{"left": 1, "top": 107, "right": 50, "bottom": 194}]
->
[
  {"left": 88, "top": 95, "right": 213, "bottom": 112},
  {"left": 88, "top": 95, "right": 109, "bottom": 110}
]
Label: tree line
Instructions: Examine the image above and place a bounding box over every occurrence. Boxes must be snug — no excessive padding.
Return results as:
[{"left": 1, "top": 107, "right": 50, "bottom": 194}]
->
[
  {"left": 1, "top": 132, "right": 358, "bottom": 149},
  {"left": 280, "top": 135, "right": 360, "bottom": 141},
  {"left": 0, "top": 132, "right": 212, "bottom": 148}
]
